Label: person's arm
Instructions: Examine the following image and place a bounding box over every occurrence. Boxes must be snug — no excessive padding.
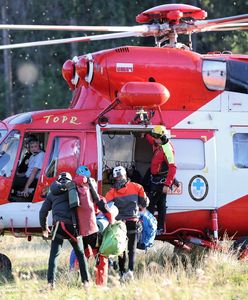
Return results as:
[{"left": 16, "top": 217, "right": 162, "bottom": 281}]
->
[
  {"left": 138, "top": 185, "right": 150, "bottom": 209},
  {"left": 23, "top": 167, "right": 39, "bottom": 197},
  {"left": 161, "top": 142, "right": 177, "bottom": 191},
  {"left": 145, "top": 132, "right": 155, "bottom": 145},
  {"left": 39, "top": 196, "right": 52, "bottom": 237}
]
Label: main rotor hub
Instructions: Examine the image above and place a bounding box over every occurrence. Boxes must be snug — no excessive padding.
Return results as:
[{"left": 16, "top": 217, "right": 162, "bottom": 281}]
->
[{"left": 136, "top": 3, "right": 207, "bottom": 24}]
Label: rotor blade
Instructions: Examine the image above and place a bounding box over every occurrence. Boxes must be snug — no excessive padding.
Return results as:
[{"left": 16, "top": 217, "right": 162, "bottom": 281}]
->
[
  {"left": 202, "top": 23, "right": 248, "bottom": 32},
  {"left": 0, "top": 31, "right": 141, "bottom": 50},
  {"left": 0, "top": 24, "right": 148, "bottom": 33},
  {"left": 194, "top": 14, "right": 248, "bottom": 31}
]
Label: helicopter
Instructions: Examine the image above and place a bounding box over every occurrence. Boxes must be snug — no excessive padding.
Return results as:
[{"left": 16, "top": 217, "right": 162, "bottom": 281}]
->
[{"left": 0, "top": 2, "right": 248, "bottom": 272}]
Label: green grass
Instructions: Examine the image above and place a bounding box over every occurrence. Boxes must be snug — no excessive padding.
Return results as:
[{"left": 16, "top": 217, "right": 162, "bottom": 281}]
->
[{"left": 1, "top": 236, "right": 248, "bottom": 300}]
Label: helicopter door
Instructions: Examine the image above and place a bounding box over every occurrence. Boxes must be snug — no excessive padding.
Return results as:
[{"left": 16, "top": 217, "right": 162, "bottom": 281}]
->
[
  {"left": 168, "top": 129, "right": 217, "bottom": 211},
  {"left": 35, "top": 131, "right": 82, "bottom": 202}
]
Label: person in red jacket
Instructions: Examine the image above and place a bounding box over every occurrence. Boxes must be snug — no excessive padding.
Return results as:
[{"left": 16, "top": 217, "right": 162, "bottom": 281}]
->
[
  {"left": 73, "top": 165, "right": 113, "bottom": 287},
  {"left": 145, "top": 125, "right": 177, "bottom": 235},
  {"left": 105, "top": 166, "right": 149, "bottom": 281}
]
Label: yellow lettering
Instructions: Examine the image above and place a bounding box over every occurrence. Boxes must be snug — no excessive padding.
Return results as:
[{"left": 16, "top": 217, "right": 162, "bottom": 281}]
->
[
  {"left": 70, "top": 116, "right": 81, "bottom": 125},
  {"left": 53, "top": 116, "right": 59, "bottom": 123},
  {"left": 62, "top": 116, "right": 68, "bottom": 123},
  {"left": 43, "top": 115, "right": 53, "bottom": 124}
]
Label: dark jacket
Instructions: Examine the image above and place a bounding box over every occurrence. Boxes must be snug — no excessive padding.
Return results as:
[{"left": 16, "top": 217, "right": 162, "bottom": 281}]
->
[{"left": 39, "top": 180, "right": 73, "bottom": 231}]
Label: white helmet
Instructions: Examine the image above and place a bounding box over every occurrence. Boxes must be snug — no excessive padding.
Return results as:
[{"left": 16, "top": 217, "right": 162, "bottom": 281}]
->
[{"left": 113, "top": 166, "right": 126, "bottom": 178}]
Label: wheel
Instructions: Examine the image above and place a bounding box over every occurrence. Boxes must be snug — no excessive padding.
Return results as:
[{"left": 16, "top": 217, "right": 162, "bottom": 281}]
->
[{"left": 0, "top": 253, "right": 12, "bottom": 280}]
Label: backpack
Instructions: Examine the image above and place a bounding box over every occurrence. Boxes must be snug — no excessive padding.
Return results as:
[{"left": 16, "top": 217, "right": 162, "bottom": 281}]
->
[
  {"left": 137, "top": 210, "right": 157, "bottom": 250},
  {"left": 99, "top": 221, "right": 127, "bottom": 256}
]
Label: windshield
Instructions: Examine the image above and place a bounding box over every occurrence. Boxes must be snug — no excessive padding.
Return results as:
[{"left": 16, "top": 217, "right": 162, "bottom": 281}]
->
[{"left": 0, "top": 130, "right": 21, "bottom": 177}]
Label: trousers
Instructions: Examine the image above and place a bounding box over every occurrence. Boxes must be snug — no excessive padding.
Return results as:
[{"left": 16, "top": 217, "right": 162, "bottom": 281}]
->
[
  {"left": 47, "top": 222, "right": 90, "bottom": 284},
  {"left": 147, "top": 182, "right": 167, "bottom": 231}
]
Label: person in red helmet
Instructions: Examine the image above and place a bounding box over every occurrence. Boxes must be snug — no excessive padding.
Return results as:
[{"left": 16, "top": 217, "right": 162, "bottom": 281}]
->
[
  {"left": 145, "top": 125, "right": 177, "bottom": 235},
  {"left": 105, "top": 165, "right": 149, "bottom": 281}
]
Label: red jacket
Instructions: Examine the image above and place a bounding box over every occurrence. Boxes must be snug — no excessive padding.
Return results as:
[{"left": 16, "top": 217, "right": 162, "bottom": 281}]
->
[
  {"left": 105, "top": 181, "right": 149, "bottom": 220},
  {"left": 146, "top": 133, "right": 176, "bottom": 187}
]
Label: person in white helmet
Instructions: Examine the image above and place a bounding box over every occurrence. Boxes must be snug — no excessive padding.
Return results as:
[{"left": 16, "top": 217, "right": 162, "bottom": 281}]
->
[{"left": 105, "top": 165, "right": 149, "bottom": 281}]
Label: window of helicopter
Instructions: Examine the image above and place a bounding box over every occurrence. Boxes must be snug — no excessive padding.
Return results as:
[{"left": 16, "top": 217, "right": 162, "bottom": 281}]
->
[
  {"left": 202, "top": 60, "right": 226, "bottom": 91},
  {"left": 45, "top": 136, "right": 80, "bottom": 178},
  {"left": 172, "top": 138, "right": 205, "bottom": 170},
  {"left": 8, "top": 113, "right": 32, "bottom": 124},
  {"left": 0, "top": 130, "right": 20, "bottom": 177},
  {"left": 226, "top": 60, "right": 248, "bottom": 94},
  {"left": 102, "top": 132, "right": 135, "bottom": 168},
  {"left": 0, "top": 129, "right": 7, "bottom": 143},
  {"left": 233, "top": 133, "right": 248, "bottom": 168}
]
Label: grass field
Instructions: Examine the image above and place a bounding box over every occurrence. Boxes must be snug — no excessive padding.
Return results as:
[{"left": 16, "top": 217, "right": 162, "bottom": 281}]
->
[{"left": 1, "top": 236, "right": 248, "bottom": 300}]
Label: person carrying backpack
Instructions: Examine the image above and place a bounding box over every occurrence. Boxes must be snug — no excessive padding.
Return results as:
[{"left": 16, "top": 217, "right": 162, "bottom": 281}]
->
[
  {"left": 105, "top": 166, "right": 149, "bottom": 281},
  {"left": 39, "top": 172, "right": 90, "bottom": 289}
]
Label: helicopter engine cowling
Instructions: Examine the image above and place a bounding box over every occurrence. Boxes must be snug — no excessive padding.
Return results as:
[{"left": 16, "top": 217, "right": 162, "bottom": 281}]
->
[
  {"left": 119, "top": 82, "right": 170, "bottom": 108},
  {"left": 76, "top": 56, "right": 88, "bottom": 86},
  {"left": 62, "top": 59, "right": 76, "bottom": 91}
]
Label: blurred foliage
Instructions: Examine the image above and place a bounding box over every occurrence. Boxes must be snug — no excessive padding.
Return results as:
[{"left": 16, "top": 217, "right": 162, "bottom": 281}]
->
[{"left": 0, "top": 0, "right": 247, "bottom": 119}]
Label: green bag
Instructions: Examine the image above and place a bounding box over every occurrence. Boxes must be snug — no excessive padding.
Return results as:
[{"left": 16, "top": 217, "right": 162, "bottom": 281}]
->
[{"left": 99, "top": 221, "right": 127, "bottom": 256}]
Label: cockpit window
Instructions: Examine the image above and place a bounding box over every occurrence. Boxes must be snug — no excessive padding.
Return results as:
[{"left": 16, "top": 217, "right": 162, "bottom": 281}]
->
[
  {"left": 0, "top": 130, "right": 21, "bottom": 177},
  {"left": 8, "top": 113, "right": 32, "bottom": 124},
  {"left": 0, "top": 129, "right": 8, "bottom": 142}
]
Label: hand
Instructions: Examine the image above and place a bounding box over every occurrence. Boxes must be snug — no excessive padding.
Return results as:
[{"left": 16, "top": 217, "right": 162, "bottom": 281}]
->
[
  {"left": 22, "top": 187, "right": 30, "bottom": 197},
  {"left": 42, "top": 228, "right": 51, "bottom": 239},
  {"left": 162, "top": 185, "right": 171, "bottom": 194}
]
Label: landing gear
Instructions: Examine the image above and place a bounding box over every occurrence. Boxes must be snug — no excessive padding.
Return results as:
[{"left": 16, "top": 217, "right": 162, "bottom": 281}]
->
[{"left": 0, "top": 253, "right": 12, "bottom": 280}]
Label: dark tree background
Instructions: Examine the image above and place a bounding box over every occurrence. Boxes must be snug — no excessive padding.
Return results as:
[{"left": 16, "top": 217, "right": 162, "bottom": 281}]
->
[{"left": 0, "top": 0, "right": 247, "bottom": 119}]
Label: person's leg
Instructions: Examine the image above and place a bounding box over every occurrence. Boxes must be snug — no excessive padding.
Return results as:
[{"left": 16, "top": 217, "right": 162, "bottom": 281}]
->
[
  {"left": 126, "top": 221, "right": 138, "bottom": 272},
  {"left": 47, "top": 237, "right": 63, "bottom": 285},
  {"left": 70, "top": 237, "right": 90, "bottom": 283},
  {"left": 12, "top": 176, "right": 28, "bottom": 190},
  {"left": 157, "top": 191, "right": 167, "bottom": 231},
  {"left": 118, "top": 251, "right": 126, "bottom": 276},
  {"left": 147, "top": 189, "right": 157, "bottom": 215}
]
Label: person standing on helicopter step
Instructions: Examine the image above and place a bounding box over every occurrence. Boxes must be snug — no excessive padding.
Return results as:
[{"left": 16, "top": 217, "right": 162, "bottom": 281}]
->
[
  {"left": 39, "top": 172, "right": 90, "bottom": 289},
  {"left": 145, "top": 125, "right": 176, "bottom": 235},
  {"left": 105, "top": 166, "right": 149, "bottom": 282}
]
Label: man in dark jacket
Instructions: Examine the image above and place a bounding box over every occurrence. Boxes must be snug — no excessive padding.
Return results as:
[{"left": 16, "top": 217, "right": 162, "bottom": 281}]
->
[{"left": 39, "top": 172, "right": 90, "bottom": 289}]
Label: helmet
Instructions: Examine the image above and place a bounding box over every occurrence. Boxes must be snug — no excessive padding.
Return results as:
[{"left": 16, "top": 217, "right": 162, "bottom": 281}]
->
[
  {"left": 58, "top": 172, "right": 72, "bottom": 182},
  {"left": 152, "top": 125, "right": 167, "bottom": 138},
  {"left": 76, "top": 165, "right": 91, "bottom": 178},
  {"left": 113, "top": 166, "right": 126, "bottom": 178}
]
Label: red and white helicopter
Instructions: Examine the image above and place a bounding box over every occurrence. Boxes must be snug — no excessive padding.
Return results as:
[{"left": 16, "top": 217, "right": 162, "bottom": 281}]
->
[{"left": 0, "top": 3, "right": 248, "bottom": 271}]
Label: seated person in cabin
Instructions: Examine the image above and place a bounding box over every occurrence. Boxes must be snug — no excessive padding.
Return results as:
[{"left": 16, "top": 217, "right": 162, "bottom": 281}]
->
[
  {"left": 13, "top": 136, "right": 45, "bottom": 197},
  {"left": 17, "top": 135, "right": 36, "bottom": 174}
]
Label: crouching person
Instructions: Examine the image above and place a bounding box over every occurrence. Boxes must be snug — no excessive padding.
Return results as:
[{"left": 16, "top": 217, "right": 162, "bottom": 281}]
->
[
  {"left": 39, "top": 172, "right": 90, "bottom": 289},
  {"left": 74, "top": 165, "right": 114, "bottom": 286}
]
